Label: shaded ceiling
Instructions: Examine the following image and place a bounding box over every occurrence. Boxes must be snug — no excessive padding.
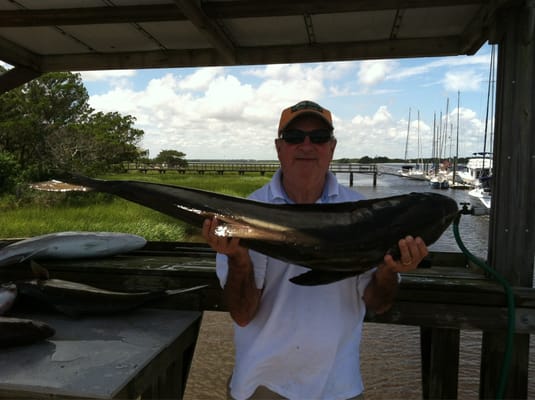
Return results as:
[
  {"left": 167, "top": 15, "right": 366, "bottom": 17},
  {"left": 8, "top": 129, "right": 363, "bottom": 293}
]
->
[{"left": 0, "top": 0, "right": 513, "bottom": 93}]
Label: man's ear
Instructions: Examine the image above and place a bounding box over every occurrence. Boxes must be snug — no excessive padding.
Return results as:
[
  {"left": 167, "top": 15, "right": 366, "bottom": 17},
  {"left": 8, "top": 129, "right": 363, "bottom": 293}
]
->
[
  {"left": 330, "top": 138, "right": 337, "bottom": 154},
  {"left": 275, "top": 139, "right": 282, "bottom": 153}
]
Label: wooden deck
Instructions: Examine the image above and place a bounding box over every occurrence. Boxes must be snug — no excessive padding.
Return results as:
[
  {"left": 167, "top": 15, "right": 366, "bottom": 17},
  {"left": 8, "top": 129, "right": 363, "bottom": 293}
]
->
[{"left": 1, "top": 241, "right": 533, "bottom": 399}]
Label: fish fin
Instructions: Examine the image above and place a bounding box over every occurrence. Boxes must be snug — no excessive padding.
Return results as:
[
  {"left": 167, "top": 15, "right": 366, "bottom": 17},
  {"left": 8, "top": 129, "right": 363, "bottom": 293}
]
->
[
  {"left": 164, "top": 284, "right": 208, "bottom": 295},
  {"left": 30, "top": 261, "right": 50, "bottom": 280},
  {"left": 289, "top": 270, "right": 358, "bottom": 286}
]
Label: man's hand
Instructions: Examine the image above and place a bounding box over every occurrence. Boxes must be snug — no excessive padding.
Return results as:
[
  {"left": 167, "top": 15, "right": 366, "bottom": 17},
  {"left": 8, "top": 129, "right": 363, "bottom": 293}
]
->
[
  {"left": 202, "top": 217, "right": 261, "bottom": 326},
  {"left": 202, "top": 217, "right": 248, "bottom": 260},
  {"left": 364, "top": 236, "right": 428, "bottom": 314},
  {"left": 380, "top": 235, "right": 428, "bottom": 276}
]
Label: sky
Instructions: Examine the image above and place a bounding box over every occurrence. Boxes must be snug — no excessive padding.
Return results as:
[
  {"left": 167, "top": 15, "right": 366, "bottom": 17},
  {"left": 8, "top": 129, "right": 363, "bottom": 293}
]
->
[{"left": 20, "top": 44, "right": 499, "bottom": 161}]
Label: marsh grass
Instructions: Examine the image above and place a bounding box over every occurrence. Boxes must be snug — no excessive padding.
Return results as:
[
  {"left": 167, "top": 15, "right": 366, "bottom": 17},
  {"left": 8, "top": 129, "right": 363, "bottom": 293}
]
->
[{"left": 1, "top": 172, "right": 272, "bottom": 240}]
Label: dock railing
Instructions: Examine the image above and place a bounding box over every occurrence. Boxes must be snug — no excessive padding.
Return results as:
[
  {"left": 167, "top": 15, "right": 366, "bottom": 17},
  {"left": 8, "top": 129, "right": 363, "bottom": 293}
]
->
[{"left": 122, "top": 162, "right": 378, "bottom": 186}]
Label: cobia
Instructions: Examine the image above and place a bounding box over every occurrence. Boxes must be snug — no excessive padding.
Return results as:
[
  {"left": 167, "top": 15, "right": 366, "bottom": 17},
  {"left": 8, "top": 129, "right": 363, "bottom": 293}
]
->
[{"left": 34, "top": 175, "right": 459, "bottom": 285}]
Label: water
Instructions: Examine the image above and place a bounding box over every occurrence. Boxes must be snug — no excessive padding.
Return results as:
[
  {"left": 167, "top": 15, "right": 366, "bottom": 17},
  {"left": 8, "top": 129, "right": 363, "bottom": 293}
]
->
[{"left": 336, "top": 167, "right": 533, "bottom": 399}]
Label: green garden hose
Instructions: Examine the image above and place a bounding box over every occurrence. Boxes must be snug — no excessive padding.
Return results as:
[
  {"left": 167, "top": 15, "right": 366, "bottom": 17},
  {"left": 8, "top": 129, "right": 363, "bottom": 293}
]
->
[{"left": 452, "top": 211, "right": 515, "bottom": 400}]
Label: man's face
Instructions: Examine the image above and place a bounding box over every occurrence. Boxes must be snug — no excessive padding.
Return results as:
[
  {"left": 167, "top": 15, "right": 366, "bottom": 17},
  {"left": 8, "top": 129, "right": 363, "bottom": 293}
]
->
[{"left": 276, "top": 115, "right": 336, "bottom": 180}]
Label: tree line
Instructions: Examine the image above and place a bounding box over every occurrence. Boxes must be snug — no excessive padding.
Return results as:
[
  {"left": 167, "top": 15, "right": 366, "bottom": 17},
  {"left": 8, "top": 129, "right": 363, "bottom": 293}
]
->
[{"left": 0, "top": 70, "right": 185, "bottom": 193}]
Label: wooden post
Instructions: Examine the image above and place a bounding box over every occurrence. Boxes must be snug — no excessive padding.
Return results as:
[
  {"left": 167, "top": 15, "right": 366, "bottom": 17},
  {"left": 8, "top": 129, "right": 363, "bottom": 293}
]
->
[
  {"left": 481, "top": 2, "right": 535, "bottom": 398},
  {"left": 420, "top": 327, "right": 460, "bottom": 399},
  {"left": 349, "top": 172, "right": 354, "bottom": 187}
]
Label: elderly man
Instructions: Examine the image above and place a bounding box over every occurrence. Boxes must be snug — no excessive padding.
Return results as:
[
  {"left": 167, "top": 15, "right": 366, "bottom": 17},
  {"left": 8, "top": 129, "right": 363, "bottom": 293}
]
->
[{"left": 203, "top": 100, "right": 427, "bottom": 400}]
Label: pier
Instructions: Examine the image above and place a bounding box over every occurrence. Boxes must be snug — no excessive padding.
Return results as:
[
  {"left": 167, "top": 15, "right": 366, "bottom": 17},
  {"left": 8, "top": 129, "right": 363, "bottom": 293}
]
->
[{"left": 124, "top": 162, "right": 378, "bottom": 186}]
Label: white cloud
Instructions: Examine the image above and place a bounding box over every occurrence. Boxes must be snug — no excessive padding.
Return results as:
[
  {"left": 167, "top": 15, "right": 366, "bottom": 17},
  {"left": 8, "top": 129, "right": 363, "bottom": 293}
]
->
[
  {"left": 83, "top": 50, "right": 494, "bottom": 159},
  {"left": 358, "top": 60, "right": 398, "bottom": 88},
  {"left": 78, "top": 69, "right": 137, "bottom": 82},
  {"left": 177, "top": 67, "right": 224, "bottom": 91},
  {"left": 443, "top": 70, "right": 484, "bottom": 92}
]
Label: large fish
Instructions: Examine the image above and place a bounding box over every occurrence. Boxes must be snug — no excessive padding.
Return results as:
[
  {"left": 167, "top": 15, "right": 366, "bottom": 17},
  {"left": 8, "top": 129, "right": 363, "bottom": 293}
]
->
[
  {"left": 0, "top": 231, "right": 147, "bottom": 267},
  {"left": 16, "top": 278, "right": 207, "bottom": 317},
  {"left": 35, "top": 175, "right": 459, "bottom": 285},
  {"left": 0, "top": 316, "right": 55, "bottom": 348}
]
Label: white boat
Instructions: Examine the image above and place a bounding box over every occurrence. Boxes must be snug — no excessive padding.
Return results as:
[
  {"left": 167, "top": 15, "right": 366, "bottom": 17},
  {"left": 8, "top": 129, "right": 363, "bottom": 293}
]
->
[
  {"left": 457, "top": 153, "right": 493, "bottom": 186},
  {"left": 428, "top": 172, "right": 450, "bottom": 189},
  {"left": 398, "top": 164, "right": 427, "bottom": 181},
  {"left": 469, "top": 187, "right": 491, "bottom": 209},
  {"left": 468, "top": 175, "right": 492, "bottom": 209}
]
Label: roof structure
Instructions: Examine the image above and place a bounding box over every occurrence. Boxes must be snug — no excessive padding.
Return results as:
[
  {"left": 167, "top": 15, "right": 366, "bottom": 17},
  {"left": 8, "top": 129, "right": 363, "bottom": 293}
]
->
[{"left": 0, "top": 0, "right": 512, "bottom": 93}]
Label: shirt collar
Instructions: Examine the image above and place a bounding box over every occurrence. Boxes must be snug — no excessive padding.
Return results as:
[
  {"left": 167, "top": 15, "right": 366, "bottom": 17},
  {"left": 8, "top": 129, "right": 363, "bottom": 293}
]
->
[{"left": 268, "top": 169, "right": 340, "bottom": 204}]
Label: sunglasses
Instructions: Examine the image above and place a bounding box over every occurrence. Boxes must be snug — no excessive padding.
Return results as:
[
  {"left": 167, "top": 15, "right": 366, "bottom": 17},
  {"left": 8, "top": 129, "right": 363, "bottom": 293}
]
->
[{"left": 280, "top": 129, "right": 333, "bottom": 144}]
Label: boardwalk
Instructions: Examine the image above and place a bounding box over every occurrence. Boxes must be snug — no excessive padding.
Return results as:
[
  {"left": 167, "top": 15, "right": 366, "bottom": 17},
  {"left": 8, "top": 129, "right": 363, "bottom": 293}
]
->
[{"left": 124, "top": 162, "right": 378, "bottom": 186}]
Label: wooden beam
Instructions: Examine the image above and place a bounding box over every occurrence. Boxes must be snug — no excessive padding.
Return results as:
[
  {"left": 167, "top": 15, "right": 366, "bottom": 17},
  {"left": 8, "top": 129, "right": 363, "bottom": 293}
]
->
[
  {"left": 0, "top": 37, "right": 41, "bottom": 70},
  {"left": 0, "top": 66, "right": 42, "bottom": 94},
  {"left": 0, "top": 5, "right": 187, "bottom": 27},
  {"left": 38, "top": 36, "right": 465, "bottom": 72},
  {"left": 173, "top": 0, "right": 236, "bottom": 65},
  {"left": 202, "top": 0, "right": 485, "bottom": 18},
  {"left": 0, "top": 0, "right": 486, "bottom": 28},
  {"left": 480, "top": 2, "right": 535, "bottom": 398},
  {"left": 420, "top": 327, "right": 460, "bottom": 399}
]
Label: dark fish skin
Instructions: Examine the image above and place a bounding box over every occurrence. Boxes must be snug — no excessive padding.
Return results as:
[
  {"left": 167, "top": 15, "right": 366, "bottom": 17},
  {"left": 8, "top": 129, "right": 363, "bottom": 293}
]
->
[
  {"left": 16, "top": 279, "right": 207, "bottom": 317},
  {"left": 49, "top": 175, "right": 459, "bottom": 285},
  {"left": 0, "top": 316, "right": 55, "bottom": 348}
]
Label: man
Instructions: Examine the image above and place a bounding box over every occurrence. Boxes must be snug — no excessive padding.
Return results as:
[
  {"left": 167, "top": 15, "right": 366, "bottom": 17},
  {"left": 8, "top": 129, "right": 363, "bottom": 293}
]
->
[{"left": 202, "top": 100, "right": 427, "bottom": 400}]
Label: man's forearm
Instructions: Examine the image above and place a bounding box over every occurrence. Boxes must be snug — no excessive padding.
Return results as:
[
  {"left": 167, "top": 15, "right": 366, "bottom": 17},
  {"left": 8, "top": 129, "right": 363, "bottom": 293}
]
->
[
  {"left": 363, "top": 266, "right": 399, "bottom": 314},
  {"left": 224, "top": 253, "right": 262, "bottom": 327}
]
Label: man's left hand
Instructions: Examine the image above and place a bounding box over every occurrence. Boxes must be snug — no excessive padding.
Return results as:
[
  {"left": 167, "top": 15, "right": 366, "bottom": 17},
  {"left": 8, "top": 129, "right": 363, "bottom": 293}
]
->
[{"left": 383, "top": 235, "right": 428, "bottom": 274}]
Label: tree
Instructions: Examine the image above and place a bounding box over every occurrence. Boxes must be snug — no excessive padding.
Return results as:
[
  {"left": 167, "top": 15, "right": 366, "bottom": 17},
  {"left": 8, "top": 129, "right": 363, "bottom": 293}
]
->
[
  {"left": 0, "top": 71, "right": 92, "bottom": 178},
  {"left": 45, "top": 112, "right": 144, "bottom": 174},
  {"left": 153, "top": 150, "right": 188, "bottom": 167},
  {"left": 0, "top": 70, "right": 145, "bottom": 180},
  {"left": 0, "top": 151, "right": 20, "bottom": 192}
]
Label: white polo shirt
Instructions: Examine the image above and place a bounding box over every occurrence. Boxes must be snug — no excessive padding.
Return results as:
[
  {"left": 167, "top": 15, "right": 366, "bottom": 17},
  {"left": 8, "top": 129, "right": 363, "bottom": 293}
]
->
[{"left": 216, "top": 170, "right": 374, "bottom": 400}]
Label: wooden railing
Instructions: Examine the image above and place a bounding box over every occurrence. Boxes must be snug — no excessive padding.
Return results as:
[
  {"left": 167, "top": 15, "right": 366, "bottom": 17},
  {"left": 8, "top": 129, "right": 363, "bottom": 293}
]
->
[{"left": 121, "top": 162, "right": 378, "bottom": 185}]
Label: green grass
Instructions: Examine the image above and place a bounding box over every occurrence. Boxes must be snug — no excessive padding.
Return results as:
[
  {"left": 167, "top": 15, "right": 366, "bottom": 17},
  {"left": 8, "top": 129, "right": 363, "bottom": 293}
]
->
[{"left": 1, "top": 172, "right": 272, "bottom": 241}]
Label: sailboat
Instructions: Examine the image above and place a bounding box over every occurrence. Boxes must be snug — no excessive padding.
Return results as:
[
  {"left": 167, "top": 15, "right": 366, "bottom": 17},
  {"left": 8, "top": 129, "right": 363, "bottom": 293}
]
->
[
  {"left": 398, "top": 108, "right": 427, "bottom": 181},
  {"left": 467, "top": 45, "right": 496, "bottom": 210},
  {"left": 449, "top": 91, "right": 473, "bottom": 189},
  {"left": 428, "top": 106, "right": 449, "bottom": 189}
]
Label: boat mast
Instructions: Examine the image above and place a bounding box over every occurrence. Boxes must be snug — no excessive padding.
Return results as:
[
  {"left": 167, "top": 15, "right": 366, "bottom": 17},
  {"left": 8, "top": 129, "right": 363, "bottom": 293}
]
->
[
  {"left": 481, "top": 44, "right": 496, "bottom": 174},
  {"left": 404, "top": 107, "right": 411, "bottom": 161},
  {"left": 453, "top": 91, "right": 460, "bottom": 184}
]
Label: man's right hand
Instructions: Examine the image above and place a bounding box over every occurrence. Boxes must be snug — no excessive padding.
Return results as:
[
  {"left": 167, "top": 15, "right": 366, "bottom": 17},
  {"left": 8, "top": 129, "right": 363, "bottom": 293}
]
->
[{"left": 202, "top": 217, "right": 248, "bottom": 260}]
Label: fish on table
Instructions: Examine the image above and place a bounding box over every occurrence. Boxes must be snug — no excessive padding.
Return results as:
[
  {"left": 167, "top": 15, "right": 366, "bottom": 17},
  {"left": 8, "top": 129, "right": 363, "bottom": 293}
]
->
[
  {"left": 0, "top": 316, "right": 55, "bottom": 348},
  {"left": 33, "top": 175, "right": 459, "bottom": 285},
  {"left": 15, "top": 277, "right": 207, "bottom": 317},
  {"left": 0, "top": 231, "right": 147, "bottom": 267}
]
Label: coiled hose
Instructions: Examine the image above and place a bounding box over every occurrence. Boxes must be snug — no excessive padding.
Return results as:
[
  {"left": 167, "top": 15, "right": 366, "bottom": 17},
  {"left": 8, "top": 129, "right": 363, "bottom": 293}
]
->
[{"left": 452, "top": 211, "right": 515, "bottom": 400}]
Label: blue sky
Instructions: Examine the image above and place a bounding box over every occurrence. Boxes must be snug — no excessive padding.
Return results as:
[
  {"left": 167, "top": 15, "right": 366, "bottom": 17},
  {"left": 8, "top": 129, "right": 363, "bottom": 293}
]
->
[{"left": 77, "top": 43, "right": 495, "bottom": 161}]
